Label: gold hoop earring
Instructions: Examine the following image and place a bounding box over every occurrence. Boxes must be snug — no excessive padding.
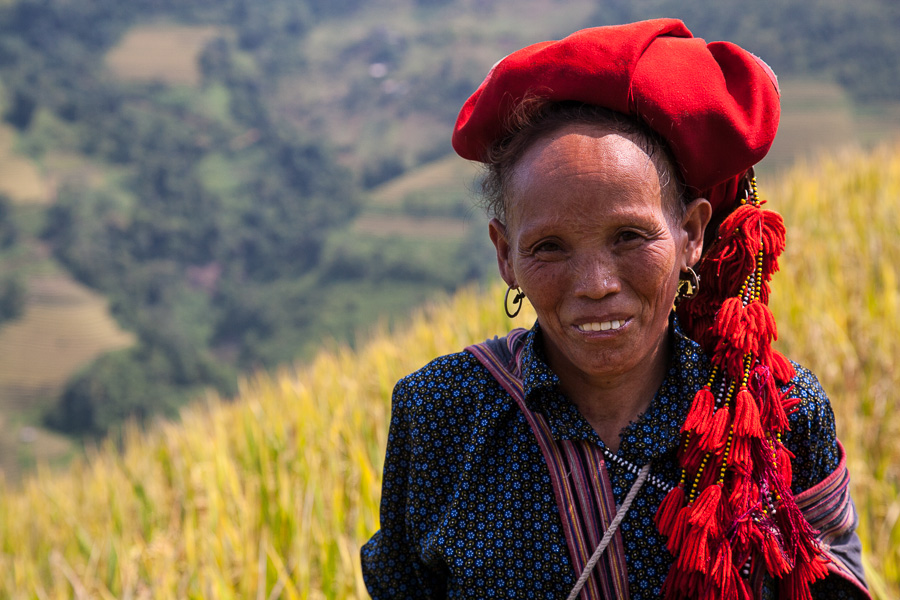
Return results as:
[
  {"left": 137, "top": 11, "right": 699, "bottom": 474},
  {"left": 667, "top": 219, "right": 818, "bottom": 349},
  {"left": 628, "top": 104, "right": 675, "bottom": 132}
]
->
[
  {"left": 504, "top": 286, "right": 526, "bottom": 318},
  {"left": 676, "top": 267, "right": 700, "bottom": 302}
]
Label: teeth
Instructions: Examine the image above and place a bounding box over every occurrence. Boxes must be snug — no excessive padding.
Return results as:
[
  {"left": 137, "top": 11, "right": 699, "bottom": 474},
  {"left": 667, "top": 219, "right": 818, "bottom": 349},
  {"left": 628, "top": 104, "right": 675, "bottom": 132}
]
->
[{"left": 578, "top": 320, "right": 623, "bottom": 332}]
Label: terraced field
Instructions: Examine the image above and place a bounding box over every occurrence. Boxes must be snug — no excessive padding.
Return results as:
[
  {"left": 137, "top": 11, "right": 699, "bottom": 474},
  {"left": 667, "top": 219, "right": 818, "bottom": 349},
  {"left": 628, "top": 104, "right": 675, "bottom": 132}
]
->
[
  {"left": 0, "top": 125, "right": 51, "bottom": 204},
  {"left": 105, "top": 24, "right": 227, "bottom": 86},
  {"left": 0, "top": 275, "right": 134, "bottom": 477}
]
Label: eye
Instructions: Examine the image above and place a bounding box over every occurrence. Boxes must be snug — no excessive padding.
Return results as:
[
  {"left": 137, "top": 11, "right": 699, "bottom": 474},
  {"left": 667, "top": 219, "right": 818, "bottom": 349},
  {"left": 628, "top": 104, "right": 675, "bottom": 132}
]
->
[
  {"left": 617, "top": 230, "right": 644, "bottom": 243},
  {"left": 534, "top": 241, "right": 562, "bottom": 253},
  {"left": 524, "top": 239, "right": 565, "bottom": 260}
]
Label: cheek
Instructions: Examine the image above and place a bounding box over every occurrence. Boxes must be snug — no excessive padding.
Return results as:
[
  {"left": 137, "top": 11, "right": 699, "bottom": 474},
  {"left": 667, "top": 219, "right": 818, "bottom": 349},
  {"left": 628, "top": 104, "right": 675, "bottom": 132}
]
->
[
  {"left": 513, "top": 260, "right": 569, "bottom": 312},
  {"left": 634, "top": 244, "right": 680, "bottom": 303}
]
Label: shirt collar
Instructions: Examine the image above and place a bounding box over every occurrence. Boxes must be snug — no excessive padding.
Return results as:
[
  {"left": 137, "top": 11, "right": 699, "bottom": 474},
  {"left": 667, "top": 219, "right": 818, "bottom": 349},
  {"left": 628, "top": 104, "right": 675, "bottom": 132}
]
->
[{"left": 516, "top": 316, "right": 710, "bottom": 462}]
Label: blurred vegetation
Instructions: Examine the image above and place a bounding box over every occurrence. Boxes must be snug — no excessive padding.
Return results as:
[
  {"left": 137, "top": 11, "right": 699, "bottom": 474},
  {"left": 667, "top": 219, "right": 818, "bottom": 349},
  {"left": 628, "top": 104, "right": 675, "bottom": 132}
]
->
[
  {"left": 0, "top": 142, "right": 899, "bottom": 597},
  {"left": 0, "top": 0, "right": 896, "bottom": 442},
  {"left": 602, "top": 0, "right": 900, "bottom": 103}
]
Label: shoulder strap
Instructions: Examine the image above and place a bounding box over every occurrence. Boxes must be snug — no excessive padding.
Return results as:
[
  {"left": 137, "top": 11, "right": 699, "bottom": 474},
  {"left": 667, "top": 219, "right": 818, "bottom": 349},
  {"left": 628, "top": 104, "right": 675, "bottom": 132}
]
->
[{"left": 467, "top": 335, "right": 631, "bottom": 600}]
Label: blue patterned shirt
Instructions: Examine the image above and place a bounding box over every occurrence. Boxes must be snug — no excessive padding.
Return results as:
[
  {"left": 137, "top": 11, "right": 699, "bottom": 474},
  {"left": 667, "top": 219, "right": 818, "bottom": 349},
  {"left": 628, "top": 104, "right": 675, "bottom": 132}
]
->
[{"left": 361, "top": 320, "right": 864, "bottom": 598}]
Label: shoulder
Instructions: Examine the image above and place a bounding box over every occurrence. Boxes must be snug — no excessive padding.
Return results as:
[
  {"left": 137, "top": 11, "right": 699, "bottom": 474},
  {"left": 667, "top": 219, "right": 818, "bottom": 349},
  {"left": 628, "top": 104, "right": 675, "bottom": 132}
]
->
[
  {"left": 781, "top": 361, "right": 841, "bottom": 494},
  {"left": 391, "top": 349, "right": 509, "bottom": 418},
  {"left": 395, "top": 350, "right": 495, "bottom": 394},
  {"left": 782, "top": 362, "right": 836, "bottom": 436}
]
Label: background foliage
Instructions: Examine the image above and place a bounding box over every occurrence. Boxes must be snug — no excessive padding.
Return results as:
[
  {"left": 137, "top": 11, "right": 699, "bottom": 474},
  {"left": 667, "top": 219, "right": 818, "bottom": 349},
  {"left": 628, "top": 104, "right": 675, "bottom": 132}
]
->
[
  {"left": 0, "top": 0, "right": 897, "bottom": 467},
  {"left": 0, "top": 143, "right": 898, "bottom": 597}
]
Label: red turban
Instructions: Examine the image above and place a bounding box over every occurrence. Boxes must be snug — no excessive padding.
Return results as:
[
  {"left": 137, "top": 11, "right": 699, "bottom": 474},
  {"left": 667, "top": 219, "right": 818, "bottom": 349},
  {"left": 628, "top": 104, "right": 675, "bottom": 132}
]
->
[{"left": 451, "top": 19, "right": 780, "bottom": 218}]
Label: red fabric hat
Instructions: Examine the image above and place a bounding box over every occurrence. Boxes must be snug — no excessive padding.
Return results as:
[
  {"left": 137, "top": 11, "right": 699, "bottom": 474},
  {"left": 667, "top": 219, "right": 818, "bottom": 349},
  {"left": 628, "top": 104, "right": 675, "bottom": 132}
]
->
[{"left": 452, "top": 18, "right": 780, "bottom": 216}]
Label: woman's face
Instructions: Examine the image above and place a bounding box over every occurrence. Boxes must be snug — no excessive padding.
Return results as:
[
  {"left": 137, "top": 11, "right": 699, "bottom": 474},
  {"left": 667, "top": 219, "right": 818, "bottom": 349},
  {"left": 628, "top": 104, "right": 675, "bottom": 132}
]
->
[{"left": 489, "top": 123, "right": 710, "bottom": 390}]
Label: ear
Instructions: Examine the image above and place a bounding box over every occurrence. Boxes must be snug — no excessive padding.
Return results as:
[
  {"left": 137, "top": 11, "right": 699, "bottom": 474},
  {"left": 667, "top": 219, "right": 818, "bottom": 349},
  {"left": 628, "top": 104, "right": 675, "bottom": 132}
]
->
[
  {"left": 488, "top": 218, "right": 518, "bottom": 288},
  {"left": 679, "top": 198, "right": 712, "bottom": 269}
]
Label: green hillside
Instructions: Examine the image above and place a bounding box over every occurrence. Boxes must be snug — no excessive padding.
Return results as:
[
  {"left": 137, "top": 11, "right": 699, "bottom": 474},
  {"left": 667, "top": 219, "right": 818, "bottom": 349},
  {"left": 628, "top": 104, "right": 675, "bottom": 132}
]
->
[{"left": 0, "top": 0, "right": 898, "bottom": 480}]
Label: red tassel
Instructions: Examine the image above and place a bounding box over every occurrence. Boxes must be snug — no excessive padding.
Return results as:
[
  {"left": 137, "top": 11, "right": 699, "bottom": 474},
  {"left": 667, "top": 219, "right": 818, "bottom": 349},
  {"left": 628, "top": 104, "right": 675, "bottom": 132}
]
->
[
  {"left": 714, "top": 300, "right": 777, "bottom": 363},
  {"left": 761, "top": 376, "right": 790, "bottom": 431},
  {"left": 656, "top": 485, "right": 685, "bottom": 537},
  {"left": 684, "top": 388, "right": 715, "bottom": 433},
  {"left": 769, "top": 349, "right": 796, "bottom": 383},
  {"left": 666, "top": 505, "right": 692, "bottom": 555},
  {"left": 709, "top": 541, "right": 734, "bottom": 591},
  {"left": 677, "top": 526, "right": 712, "bottom": 573},
  {"left": 782, "top": 392, "right": 801, "bottom": 418},
  {"left": 732, "top": 516, "right": 756, "bottom": 553},
  {"left": 696, "top": 458, "right": 723, "bottom": 495},
  {"left": 734, "top": 389, "right": 765, "bottom": 438},
  {"left": 728, "top": 476, "right": 750, "bottom": 510},
  {"left": 706, "top": 243, "right": 757, "bottom": 299},
  {"left": 760, "top": 209, "right": 787, "bottom": 276},
  {"left": 719, "top": 203, "right": 764, "bottom": 240},
  {"left": 710, "top": 206, "right": 762, "bottom": 290},
  {"left": 747, "top": 301, "right": 778, "bottom": 343},
  {"left": 763, "top": 398, "right": 790, "bottom": 432},
  {"left": 689, "top": 484, "right": 723, "bottom": 527},
  {"left": 680, "top": 436, "right": 707, "bottom": 473},
  {"left": 758, "top": 279, "right": 772, "bottom": 305},
  {"left": 714, "top": 297, "right": 744, "bottom": 333},
  {"left": 776, "top": 444, "right": 795, "bottom": 487},
  {"left": 662, "top": 566, "right": 694, "bottom": 599},
  {"left": 727, "top": 435, "right": 753, "bottom": 474},
  {"left": 678, "top": 293, "right": 719, "bottom": 351},
  {"left": 761, "top": 531, "right": 791, "bottom": 577},
  {"left": 712, "top": 339, "right": 748, "bottom": 382},
  {"left": 777, "top": 555, "right": 829, "bottom": 600},
  {"left": 700, "top": 408, "right": 730, "bottom": 452},
  {"left": 699, "top": 584, "right": 718, "bottom": 600}
]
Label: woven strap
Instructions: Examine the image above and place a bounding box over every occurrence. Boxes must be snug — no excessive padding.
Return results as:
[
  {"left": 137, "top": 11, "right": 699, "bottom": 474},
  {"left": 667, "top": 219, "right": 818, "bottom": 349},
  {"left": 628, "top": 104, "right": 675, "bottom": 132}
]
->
[
  {"left": 794, "top": 441, "right": 872, "bottom": 599},
  {"left": 467, "top": 336, "right": 632, "bottom": 600}
]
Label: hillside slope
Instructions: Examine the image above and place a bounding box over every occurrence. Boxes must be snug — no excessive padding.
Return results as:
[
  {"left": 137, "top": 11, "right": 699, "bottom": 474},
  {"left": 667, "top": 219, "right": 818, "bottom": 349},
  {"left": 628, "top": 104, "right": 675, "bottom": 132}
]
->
[
  {"left": 3, "top": 0, "right": 900, "bottom": 463},
  {"left": 0, "top": 147, "right": 898, "bottom": 599}
]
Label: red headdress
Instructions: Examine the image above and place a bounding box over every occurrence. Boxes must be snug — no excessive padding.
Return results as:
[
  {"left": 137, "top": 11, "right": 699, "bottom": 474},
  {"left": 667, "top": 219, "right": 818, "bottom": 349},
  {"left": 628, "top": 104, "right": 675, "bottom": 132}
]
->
[{"left": 453, "top": 19, "right": 828, "bottom": 599}]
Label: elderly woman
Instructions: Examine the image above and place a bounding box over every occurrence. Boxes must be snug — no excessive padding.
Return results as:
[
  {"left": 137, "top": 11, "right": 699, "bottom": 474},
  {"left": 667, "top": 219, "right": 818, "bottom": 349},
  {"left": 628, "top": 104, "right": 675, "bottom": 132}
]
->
[{"left": 362, "top": 19, "right": 869, "bottom": 600}]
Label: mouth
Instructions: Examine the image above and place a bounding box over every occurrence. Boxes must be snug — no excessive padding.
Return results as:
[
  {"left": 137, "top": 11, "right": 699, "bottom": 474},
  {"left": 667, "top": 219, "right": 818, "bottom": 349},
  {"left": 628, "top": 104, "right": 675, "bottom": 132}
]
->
[{"left": 575, "top": 319, "right": 626, "bottom": 333}]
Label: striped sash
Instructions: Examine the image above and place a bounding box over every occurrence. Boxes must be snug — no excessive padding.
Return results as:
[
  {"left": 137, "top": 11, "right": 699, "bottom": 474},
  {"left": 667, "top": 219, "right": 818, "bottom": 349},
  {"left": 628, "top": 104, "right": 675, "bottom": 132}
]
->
[
  {"left": 795, "top": 441, "right": 871, "bottom": 598},
  {"left": 467, "top": 332, "right": 631, "bottom": 600}
]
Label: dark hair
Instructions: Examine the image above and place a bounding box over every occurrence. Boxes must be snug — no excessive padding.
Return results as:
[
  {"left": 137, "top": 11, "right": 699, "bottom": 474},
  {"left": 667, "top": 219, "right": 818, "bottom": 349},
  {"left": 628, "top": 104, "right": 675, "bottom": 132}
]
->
[{"left": 479, "top": 98, "right": 687, "bottom": 224}]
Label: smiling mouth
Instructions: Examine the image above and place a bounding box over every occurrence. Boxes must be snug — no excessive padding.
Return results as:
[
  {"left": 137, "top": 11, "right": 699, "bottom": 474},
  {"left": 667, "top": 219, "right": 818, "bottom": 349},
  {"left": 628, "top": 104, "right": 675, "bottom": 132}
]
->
[{"left": 576, "top": 320, "right": 624, "bottom": 332}]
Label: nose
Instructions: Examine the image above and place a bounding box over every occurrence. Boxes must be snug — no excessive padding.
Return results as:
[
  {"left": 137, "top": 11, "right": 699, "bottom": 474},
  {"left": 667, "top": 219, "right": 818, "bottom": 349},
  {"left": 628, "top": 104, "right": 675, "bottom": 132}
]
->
[{"left": 572, "top": 251, "right": 621, "bottom": 299}]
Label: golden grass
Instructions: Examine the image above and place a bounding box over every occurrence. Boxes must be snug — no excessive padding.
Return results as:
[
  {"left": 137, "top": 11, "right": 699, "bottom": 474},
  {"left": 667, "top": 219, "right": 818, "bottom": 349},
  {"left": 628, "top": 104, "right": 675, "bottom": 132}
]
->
[
  {"left": 0, "top": 143, "right": 898, "bottom": 598},
  {"left": 105, "top": 25, "right": 227, "bottom": 86}
]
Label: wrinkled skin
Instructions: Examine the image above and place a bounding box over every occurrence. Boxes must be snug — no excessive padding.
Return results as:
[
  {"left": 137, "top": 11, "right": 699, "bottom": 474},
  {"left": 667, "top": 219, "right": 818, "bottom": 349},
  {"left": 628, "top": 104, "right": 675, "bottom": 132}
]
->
[{"left": 489, "top": 123, "right": 711, "bottom": 447}]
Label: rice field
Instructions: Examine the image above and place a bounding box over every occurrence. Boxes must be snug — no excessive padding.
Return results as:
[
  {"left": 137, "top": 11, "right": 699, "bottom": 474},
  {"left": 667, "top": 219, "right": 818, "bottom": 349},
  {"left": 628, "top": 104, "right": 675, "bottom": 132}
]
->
[
  {"left": 0, "top": 275, "right": 135, "bottom": 478},
  {"left": 0, "top": 124, "right": 52, "bottom": 204},
  {"left": 0, "top": 142, "right": 898, "bottom": 598},
  {"left": 105, "top": 25, "right": 227, "bottom": 86}
]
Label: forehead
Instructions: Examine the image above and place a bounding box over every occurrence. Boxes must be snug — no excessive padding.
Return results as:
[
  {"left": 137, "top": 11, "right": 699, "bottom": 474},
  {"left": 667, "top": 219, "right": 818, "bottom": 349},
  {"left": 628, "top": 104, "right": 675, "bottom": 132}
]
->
[{"left": 506, "top": 123, "right": 667, "bottom": 230}]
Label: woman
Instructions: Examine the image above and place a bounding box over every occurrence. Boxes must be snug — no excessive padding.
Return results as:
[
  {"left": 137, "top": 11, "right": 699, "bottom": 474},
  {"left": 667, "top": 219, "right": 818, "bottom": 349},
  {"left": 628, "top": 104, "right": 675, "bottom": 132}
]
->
[{"left": 362, "top": 19, "right": 869, "bottom": 599}]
